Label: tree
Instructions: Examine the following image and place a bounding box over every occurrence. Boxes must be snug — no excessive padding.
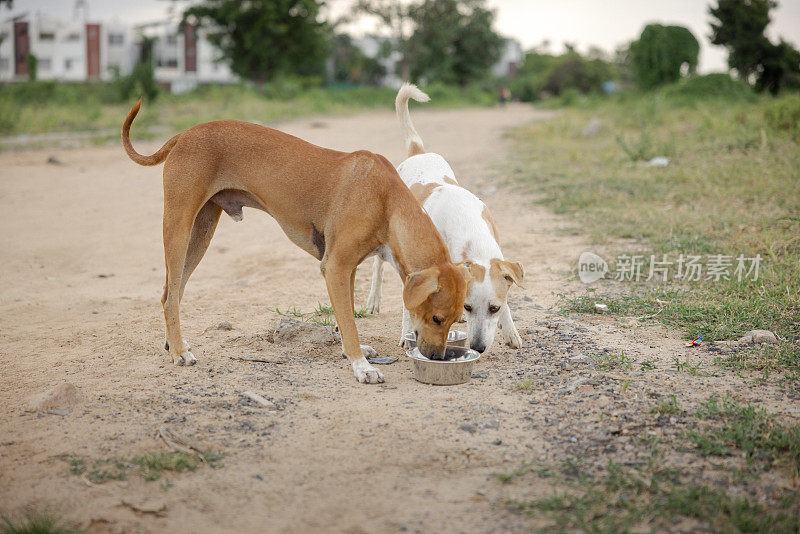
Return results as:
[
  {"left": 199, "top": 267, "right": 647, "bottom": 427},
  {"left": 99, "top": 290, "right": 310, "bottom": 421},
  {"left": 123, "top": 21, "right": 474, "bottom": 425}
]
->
[
  {"left": 709, "top": 0, "right": 774, "bottom": 81},
  {"left": 353, "top": 0, "right": 414, "bottom": 81},
  {"left": 330, "top": 33, "right": 386, "bottom": 85},
  {"left": 182, "top": 0, "right": 328, "bottom": 83},
  {"left": 709, "top": 0, "right": 800, "bottom": 94},
  {"left": 407, "top": 0, "right": 502, "bottom": 86},
  {"left": 629, "top": 24, "right": 699, "bottom": 89}
]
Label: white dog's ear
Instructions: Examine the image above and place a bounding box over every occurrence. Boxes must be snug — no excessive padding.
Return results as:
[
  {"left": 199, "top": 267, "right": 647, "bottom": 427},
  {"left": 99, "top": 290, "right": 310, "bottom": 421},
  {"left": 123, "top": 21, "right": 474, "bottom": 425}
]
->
[
  {"left": 455, "top": 261, "right": 473, "bottom": 285},
  {"left": 403, "top": 267, "right": 440, "bottom": 309},
  {"left": 495, "top": 260, "right": 524, "bottom": 289}
]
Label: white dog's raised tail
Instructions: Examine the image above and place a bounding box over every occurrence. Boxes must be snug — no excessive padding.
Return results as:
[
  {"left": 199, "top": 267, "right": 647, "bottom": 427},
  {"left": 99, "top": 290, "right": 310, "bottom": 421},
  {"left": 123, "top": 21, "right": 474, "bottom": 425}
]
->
[{"left": 395, "top": 83, "right": 430, "bottom": 157}]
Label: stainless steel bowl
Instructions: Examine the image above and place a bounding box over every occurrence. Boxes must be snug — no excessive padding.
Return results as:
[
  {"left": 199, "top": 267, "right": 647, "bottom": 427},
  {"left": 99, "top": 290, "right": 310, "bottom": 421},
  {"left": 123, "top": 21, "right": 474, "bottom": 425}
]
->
[
  {"left": 403, "top": 329, "right": 467, "bottom": 349},
  {"left": 406, "top": 346, "right": 480, "bottom": 385}
]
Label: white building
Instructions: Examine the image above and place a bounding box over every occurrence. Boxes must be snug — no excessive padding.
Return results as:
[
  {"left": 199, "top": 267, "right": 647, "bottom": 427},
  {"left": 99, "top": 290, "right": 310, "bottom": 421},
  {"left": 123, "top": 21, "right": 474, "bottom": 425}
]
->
[
  {"left": 0, "top": 7, "right": 237, "bottom": 91},
  {"left": 0, "top": 11, "right": 136, "bottom": 82},
  {"left": 135, "top": 18, "right": 237, "bottom": 93},
  {"left": 492, "top": 37, "right": 524, "bottom": 78}
]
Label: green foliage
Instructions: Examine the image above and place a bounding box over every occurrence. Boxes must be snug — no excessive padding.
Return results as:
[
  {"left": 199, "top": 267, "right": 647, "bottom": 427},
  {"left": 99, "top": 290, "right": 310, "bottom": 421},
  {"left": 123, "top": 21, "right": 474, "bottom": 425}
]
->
[
  {"left": 114, "top": 60, "right": 160, "bottom": 102},
  {"left": 512, "top": 94, "right": 800, "bottom": 372},
  {"left": 762, "top": 94, "right": 800, "bottom": 139},
  {"left": 183, "top": 0, "right": 328, "bottom": 82},
  {"left": 709, "top": 0, "right": 774, "bottom": 81},
  {"left": 510, "top": 49, "right": 615, "bottom": 101},
  {"left": 25, "top": 53, "right": 37, "bottom": 82},
  {"left": 709, "top": 0, "right": 800, "bottom": 94},
  {"left": 506, "top": 460, "right": 800, "bottom": 533},
  {"left": 407, "top": 0, "right": 503, "bottom": 87},
  {"left": 60, "top": 450, "right": 225, "bottom": 484},
  {"left": 690, "top": 395, "right": 800, "bottom": 476},
  {"left": 651, "top": 395, "right": 682, "bottom": 415},
  {"left": 629, "top": 24, "right": 699, "bottom": 89},
  {"left": 330, "top": 34, "right": 386, "bottom": 86},
  {"left": 1, "top": 510, "right": 79, "bottom": 534},
  {"left": 659, "top": 73, "right": 756, "bottom": 103}
]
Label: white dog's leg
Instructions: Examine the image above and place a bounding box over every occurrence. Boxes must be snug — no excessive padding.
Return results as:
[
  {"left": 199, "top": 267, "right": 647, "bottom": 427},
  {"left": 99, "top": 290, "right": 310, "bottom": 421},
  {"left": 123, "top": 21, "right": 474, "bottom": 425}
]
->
[
  {"left": 499, "top": 304, "right": 522, "bottom": 348},
  {"left": 399, "top": 307, "right": 414, "bottom": 348},
  {"left": 365, "top": 256, "right": 383, "bottom": 314}
]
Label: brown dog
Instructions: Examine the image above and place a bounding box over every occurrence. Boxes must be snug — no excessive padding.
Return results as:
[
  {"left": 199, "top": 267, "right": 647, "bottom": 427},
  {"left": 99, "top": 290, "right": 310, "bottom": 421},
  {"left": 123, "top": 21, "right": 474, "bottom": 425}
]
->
[{"left": 121, "top": 100, "right": 469, "bottom": 383}]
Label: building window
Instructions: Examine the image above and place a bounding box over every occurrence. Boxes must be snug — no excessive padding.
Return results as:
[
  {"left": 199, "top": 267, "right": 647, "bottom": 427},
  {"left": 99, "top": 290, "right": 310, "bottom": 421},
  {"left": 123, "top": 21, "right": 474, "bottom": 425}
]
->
[
  {"left": 65, "top": 58, "right": 73, "bottom": 70},
  {"left": 38, "top": 58, "right": 52, "bottom": 71},
  {"left": 39, "top": 32, "right": 55, "bottom": 41},
  {"left": 108, "top": 33, "right": 124, "bottom": 45},
  {"left": 161, "top": 58, "right": 178, "bottom": 68},
  {"left": 166, "top": 34, "right": 177, "bottom": 45},
  {"left": 0, "top": 57, "right": 8, "bottom": 71},
  {"left": 66, "top": 33, "right": 80, "bottom": 42}
]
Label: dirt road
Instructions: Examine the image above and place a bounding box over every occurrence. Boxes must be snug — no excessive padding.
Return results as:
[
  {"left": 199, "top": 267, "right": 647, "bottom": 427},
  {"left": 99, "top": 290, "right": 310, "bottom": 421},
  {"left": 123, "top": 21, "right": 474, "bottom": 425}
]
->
[{"left": 1, "top": 105, "right": 792, "bottom": 533}]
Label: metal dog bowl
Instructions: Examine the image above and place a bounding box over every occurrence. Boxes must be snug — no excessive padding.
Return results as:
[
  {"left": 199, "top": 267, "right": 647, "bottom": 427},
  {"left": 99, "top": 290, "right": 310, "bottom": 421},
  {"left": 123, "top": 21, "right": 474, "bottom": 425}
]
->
[
  {"left": 403, "top": 329, "right": 467, "bottom": 349},
  {"left": 406, "top": 346, "right": 481, "bottom": 385}
]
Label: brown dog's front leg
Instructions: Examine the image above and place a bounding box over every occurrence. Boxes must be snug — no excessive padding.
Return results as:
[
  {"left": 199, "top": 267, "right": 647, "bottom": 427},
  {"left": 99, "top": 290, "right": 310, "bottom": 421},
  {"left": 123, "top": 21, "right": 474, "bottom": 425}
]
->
[{"left": 324, "top": 265, "right": 385, "bottom": 384}]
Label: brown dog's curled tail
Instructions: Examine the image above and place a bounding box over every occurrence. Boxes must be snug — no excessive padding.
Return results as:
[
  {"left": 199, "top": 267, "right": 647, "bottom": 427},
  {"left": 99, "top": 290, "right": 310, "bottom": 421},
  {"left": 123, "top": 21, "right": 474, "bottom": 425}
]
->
[{"left": 121, "top": 99, "right": 180, "bottom": 166}]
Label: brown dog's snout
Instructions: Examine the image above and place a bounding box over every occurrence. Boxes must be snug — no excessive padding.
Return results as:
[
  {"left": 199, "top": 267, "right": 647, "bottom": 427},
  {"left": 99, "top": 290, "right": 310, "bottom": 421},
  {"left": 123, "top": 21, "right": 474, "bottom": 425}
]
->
[{"left": 417, "top": 337, "right": 446, "bottom": 360}]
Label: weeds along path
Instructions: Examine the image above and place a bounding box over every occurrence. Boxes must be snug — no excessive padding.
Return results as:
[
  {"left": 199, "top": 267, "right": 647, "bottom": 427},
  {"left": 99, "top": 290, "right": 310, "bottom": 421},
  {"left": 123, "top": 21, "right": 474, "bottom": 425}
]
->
[{"left": 0, "top": 105, "right": 796, "bottom": 533}]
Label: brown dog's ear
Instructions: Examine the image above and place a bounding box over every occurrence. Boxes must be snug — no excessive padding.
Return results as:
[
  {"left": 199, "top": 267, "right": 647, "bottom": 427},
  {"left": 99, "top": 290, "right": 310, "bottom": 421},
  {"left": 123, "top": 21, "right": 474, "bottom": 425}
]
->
[
  {"left": 403, "top": 267, "right": 440, "bottom": 309},
  {"left": 455, "top": 262, "right": 473, "bottom": 285},
  {"left": 495, "top": 260, "right": 525, "bottom": 289}
]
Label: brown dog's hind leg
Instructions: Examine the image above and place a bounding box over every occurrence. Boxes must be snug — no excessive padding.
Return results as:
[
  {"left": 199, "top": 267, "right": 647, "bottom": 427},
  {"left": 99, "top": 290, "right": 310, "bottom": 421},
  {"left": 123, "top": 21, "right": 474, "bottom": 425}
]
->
[
  {"left": 180, "top": 202, "right": 222, "bottom": 299},
  {"left": 162, "top": 208, "right": 199, "bottom": 366},
  {"left": 164, "top": 201, "right": 222, "bottom": 354}
]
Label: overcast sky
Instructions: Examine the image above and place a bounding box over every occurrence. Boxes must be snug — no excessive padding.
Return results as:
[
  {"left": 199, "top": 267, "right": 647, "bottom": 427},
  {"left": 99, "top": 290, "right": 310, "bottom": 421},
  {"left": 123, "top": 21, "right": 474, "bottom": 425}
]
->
[{"left": 6, "top": 0, "right": 800, "bottom": 73}]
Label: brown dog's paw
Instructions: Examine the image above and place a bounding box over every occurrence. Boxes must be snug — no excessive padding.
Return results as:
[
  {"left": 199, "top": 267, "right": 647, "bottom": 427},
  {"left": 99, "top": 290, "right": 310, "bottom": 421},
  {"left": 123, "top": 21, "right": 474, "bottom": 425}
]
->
[
  {"left": 351, "top": 357, "right": 385, "bottom": 384},
  {"left": 172, "top": 351, "right": 197, "bottom": 366}
]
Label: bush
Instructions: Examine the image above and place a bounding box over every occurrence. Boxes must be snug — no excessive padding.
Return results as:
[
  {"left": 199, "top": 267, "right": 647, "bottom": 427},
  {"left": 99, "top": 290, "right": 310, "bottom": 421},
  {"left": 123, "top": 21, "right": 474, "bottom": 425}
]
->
[
  {"left": 762, "top": 94, "right": 800, "bottom": 140},
  {"left": 630, "top": 24, "right": 699, "bottom": 89},
  {"left": 261, "top": 77, "right": 304, "bottom": 100},
  {"left": 115, "top": 61, "right": 160, "bottom": 102},
  {"left": 659, "top": 74, "right": 756, "bottom": 103},
  {"left": 509, "top": 50, "right": 616, "bottom": 102}
]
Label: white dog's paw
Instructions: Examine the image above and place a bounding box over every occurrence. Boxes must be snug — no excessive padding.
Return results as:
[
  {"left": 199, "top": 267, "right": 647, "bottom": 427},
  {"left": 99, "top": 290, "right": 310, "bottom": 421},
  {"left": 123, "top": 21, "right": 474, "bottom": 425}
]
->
[
  {"left": 504, "top": 330, "right": 523, "bottom": 349},
  {"left": 398, "top": 336, "right": 414, "bottom": 349},
  {"left": 363, "top": 299, "right": 380, "bottom": 315},
  {"left": 361, "top": 345, "right": 378, "bottom": 357},
  {"left": 352, "top": 357, "right": 385, "bottom": 384},
  {"left": 173, "top": 350, "right": 197, "bottom": 366}
]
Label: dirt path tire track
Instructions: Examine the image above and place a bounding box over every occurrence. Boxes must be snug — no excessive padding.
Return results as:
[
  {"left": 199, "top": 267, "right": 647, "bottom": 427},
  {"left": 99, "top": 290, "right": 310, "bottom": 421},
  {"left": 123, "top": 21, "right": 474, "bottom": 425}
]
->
[{"left": 1, "top": 105, "right": 793, "bottom": 533}]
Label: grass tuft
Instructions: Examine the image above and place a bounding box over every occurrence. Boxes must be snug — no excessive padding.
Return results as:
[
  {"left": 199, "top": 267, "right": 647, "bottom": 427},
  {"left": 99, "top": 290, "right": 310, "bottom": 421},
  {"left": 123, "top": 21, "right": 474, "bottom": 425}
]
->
[{"left": 0, "top": 510, "right": 80, "bottom": 534}]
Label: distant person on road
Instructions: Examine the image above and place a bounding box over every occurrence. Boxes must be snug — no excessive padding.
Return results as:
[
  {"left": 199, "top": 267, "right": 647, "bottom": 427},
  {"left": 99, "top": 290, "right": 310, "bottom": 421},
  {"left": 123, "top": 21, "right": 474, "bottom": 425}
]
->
[{"left": 498, "top": 86, "right": 511, "bottom": 107}]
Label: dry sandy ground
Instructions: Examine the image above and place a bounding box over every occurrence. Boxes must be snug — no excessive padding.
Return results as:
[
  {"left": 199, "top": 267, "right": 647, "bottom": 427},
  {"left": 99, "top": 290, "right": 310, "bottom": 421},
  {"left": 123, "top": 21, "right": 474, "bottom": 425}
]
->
[{"left": 1, "top": 105, "right": 796, "bottom": 533}]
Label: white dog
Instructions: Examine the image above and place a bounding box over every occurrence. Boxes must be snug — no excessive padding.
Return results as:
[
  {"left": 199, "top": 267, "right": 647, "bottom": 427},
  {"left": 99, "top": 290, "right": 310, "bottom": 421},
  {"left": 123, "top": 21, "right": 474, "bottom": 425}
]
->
[{"left": 365, "top": 83, "right": 524, "bottom": 353}]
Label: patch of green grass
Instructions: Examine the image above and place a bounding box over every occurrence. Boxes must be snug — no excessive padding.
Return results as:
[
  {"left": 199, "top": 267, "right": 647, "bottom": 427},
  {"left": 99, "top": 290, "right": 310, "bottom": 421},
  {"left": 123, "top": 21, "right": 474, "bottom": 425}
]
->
[
  {"left": 513, "top": 378, "right": 542, "bottom": 391},
  {"left": 640, "top": 359, "right": 657, "bottom": 370},
  {"left": 592, "top": 350, "right": 632, "bottom": 371},
  {"left": 59, "top": 455, "right": 127, "bottom": 483},
  {"left": 688, "top": 395, "right": 800, "bottom": 476},
  {"left": 271, "top": 301, "right": 372, "bottom": 327},
  {"left": 494, "top": 460, "right": 552, "bottom": 484},
  {"left": 0, "top": 510, "right": 80, "bottom": 534},
  {"left": 59, "top": 450, "right": 224, "bottom": 484},
  {"left": 0, "top": 81, "right": 494, "bottom": 138},
  {"left": 673, "top": 356, "right": 709, "bottom": 376},
  {"left": 506, "top": 460, "right": 800, "bottom": 534},
  {"left": 513, "top": 93, "right": 800, "bottom": 374},
  {"left": 651, "top": 394, "right": 682, "bottom": 415}
]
